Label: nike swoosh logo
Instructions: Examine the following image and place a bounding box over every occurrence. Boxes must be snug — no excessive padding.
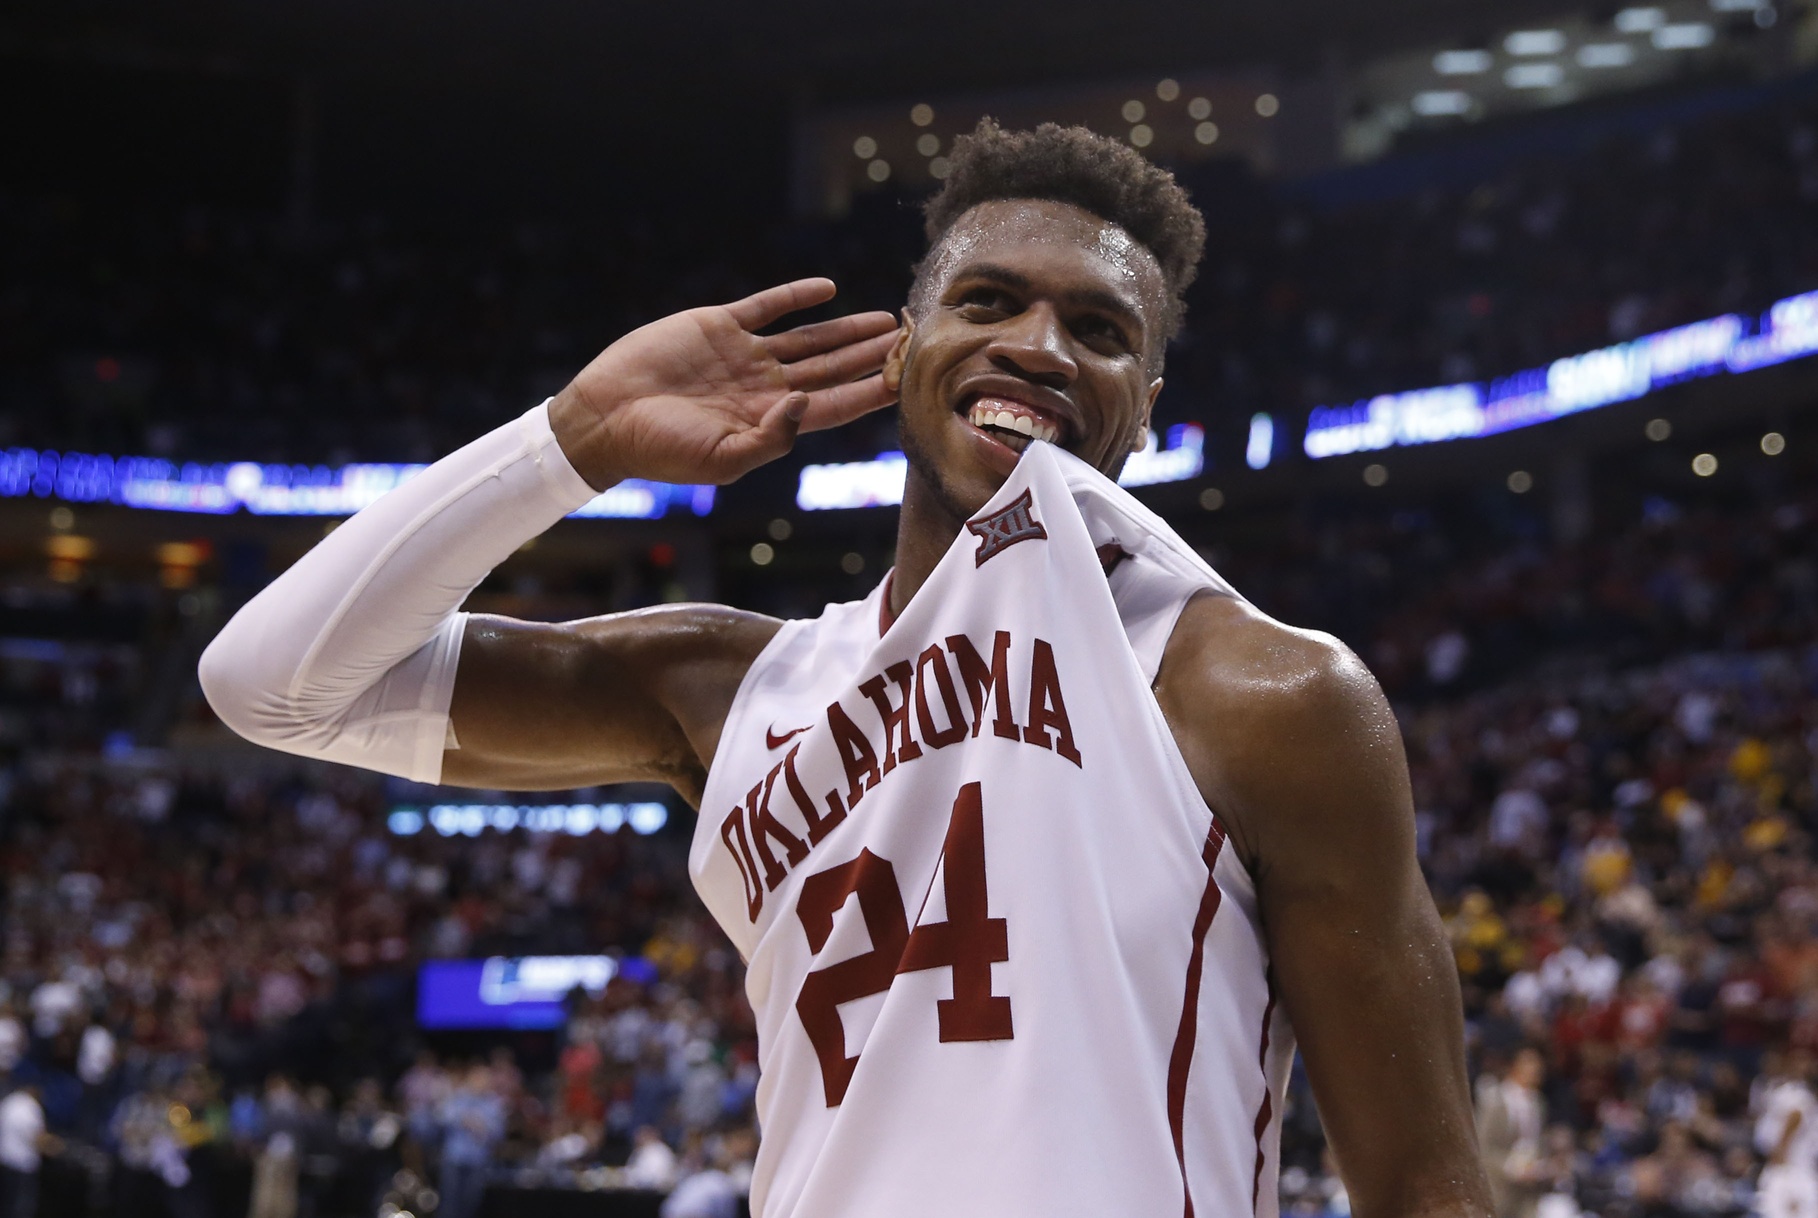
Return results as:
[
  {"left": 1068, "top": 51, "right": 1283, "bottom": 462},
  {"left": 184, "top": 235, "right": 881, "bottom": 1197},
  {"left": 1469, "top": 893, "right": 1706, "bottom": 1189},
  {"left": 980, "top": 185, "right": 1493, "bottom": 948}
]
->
[{"left": 766, "top": 724, "right": 812, "bottom": 750}]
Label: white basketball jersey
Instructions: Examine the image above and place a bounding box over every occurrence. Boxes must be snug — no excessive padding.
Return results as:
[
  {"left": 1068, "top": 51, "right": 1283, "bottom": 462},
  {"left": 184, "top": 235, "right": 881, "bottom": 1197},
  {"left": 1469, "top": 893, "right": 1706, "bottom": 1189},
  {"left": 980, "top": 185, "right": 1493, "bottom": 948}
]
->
[{"left": 692, "top": 442, "right": 1293, "bottom": 1218}]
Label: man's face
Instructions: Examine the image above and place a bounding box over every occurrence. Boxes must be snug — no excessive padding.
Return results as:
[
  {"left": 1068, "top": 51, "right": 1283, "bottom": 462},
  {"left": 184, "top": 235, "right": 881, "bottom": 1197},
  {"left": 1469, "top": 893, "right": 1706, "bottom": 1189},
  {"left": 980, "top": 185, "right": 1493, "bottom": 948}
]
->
[{"left": 886, "top": 199, "right": 1167, "bottom": 520}]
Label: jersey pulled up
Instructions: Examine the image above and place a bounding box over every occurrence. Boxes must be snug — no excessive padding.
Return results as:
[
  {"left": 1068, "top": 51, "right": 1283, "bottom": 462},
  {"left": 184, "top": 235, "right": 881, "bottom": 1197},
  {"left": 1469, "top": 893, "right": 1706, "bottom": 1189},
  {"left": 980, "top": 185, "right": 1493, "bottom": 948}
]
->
[{"left": 692, "top": 443, "right": 1293, "bottom": 1217}]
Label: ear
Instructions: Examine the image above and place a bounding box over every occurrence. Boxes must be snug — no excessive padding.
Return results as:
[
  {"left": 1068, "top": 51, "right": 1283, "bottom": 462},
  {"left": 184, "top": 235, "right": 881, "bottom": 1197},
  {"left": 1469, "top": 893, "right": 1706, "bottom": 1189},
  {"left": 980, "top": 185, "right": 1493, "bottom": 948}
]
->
[
  {"left": 1130, "top": 377, "right": 1163, "bottom": 452},
  {"left": 882, "top": 311, "right": 916, "bottom": 395}
]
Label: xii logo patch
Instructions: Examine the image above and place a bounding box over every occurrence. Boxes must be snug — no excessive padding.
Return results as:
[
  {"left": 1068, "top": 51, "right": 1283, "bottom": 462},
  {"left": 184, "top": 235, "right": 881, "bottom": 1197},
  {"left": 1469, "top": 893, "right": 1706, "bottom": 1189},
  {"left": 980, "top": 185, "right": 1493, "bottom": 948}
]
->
[{"left": 966, "top": 489, "right": 1047, "bottom": 566}]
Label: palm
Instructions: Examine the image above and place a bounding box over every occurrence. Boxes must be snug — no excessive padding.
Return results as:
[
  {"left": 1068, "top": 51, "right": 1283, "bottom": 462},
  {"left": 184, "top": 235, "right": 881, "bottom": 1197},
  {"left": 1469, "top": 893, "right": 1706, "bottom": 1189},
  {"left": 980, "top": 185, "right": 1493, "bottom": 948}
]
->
[{"left": 557, "top": 279, "right": 898, "bottom": 487}]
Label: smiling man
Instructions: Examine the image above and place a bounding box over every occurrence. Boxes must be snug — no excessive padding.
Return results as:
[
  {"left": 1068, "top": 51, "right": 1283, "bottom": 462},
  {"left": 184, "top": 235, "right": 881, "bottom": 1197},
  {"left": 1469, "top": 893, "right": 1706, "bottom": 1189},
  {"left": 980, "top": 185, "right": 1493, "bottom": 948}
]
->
[{"left": 200, "top": 121, "right": 1490, "bottom": 1217}]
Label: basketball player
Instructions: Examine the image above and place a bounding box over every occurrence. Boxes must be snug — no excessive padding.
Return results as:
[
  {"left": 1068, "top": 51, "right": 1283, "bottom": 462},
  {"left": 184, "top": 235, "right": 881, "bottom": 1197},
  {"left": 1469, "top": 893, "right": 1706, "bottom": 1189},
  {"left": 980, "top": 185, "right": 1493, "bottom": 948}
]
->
[{"left": 201, "top": 122, "right": 1490, "bottom": 1216}]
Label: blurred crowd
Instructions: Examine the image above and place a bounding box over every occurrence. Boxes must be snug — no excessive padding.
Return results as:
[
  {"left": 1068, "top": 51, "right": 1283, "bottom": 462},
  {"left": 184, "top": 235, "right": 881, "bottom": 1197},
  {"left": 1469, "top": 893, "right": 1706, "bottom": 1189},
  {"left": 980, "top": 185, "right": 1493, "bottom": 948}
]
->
[{"left": 2, "top": 74, "right": 1816, "bottom": 466}]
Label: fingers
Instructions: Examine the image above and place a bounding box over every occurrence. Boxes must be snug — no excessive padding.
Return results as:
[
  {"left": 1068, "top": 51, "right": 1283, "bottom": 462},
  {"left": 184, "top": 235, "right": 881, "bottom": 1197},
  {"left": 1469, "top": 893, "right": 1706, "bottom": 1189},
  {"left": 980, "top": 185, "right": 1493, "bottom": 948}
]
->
[
  {"left": 723, "top": 278, "right": 838, "bottom": 332},
  {"left": 796, "top": 375, "right": 898, "bottom": 434},
  {"left": 781, "top": 329, "right": 900, "bottom": 392},
  {"left": 764, "top": 311, "right": 898, "bottom": 364}
]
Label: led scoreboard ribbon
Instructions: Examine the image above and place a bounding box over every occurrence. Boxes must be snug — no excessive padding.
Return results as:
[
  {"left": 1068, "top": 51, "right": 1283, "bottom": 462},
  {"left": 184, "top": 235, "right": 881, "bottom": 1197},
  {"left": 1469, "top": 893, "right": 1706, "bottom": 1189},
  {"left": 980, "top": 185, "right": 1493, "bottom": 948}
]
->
[
  {"left": 1303, "top": 288, "right": 1818, "bottom": 459},
  {"left": 0, "top": 451, "right": 715, "bottom": 520}
]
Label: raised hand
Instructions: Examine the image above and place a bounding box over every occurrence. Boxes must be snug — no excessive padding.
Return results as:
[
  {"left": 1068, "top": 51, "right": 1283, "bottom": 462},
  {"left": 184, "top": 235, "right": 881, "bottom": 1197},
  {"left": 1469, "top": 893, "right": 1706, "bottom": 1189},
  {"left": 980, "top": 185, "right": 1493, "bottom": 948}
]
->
[{"left": 548, "top": 278, "right": 899, "bottom": 488}]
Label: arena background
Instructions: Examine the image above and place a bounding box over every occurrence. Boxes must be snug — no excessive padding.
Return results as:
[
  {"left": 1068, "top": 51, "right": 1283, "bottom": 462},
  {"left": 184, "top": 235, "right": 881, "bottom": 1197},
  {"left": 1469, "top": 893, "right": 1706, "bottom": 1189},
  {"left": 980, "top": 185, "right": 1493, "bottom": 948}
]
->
[{"left": 3, "top": 0, "right": 1818, "bottom": 1213}]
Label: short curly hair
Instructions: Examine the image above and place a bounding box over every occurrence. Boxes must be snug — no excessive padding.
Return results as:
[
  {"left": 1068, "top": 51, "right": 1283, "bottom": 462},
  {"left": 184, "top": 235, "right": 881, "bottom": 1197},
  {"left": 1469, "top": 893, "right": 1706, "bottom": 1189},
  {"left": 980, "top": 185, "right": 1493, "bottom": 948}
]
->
[{"left": 911, "top": 119, "right": 1207, "bottom": 359}]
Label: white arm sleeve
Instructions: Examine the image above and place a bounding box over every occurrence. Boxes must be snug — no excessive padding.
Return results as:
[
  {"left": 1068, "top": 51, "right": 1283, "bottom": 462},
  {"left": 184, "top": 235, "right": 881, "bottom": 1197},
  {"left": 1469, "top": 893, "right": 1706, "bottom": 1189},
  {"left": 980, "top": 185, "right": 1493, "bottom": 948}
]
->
[{"left": 197, "top": 400, "right": 600, "bottom": 782}]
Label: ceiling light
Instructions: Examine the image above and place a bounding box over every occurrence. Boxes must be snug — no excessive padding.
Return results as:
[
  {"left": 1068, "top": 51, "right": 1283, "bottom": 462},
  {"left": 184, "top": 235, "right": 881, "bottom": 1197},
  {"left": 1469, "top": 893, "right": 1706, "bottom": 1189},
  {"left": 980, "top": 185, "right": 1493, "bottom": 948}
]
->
[
  {"left": 1577, "top": 42, "right": 1638, "bottom": 67},
  {"left": 1615, "top": 6, "right": 1667, "bottom": 31},
  {"left": 1122, "top": 99, "right": 1146, "bottom": 122},
  {"left": 910, "top": 104, "right": 934, "bottom": 126},
  {"left": 852, "top": 136, "right": 877, "bottom": 159},
  {"left": 1761, "top": 432, "right": 1786, "bottom": 455},
  {"left": 1157, "top": 78, "right": 1181, "bottom": 101},
  {"left": 1130, "top": 124, "right": 1153, "bottom": 147},
  {"left": 1194, "top": 121, "right": 1219, "bottom": 144},
  {"left": 866, "top": 159, "right": 891, "bottom": 183},
  {"left": 1708, "top": 0, "right": 1760, "bottom": 11},
  {"left": 1413, "top": 90, "right": 1473, "bottom": 116},
  {"left": 1653, "top": 22, "right": 1715, "bottom": 47},
  {"left": 1505, "top": 62, "right": 1566, "bottom": 88},
  {"left": 928, "top": 156, "right": 951, "bottom": 179},
  {"left": 1691, "top": 453, "right": 1718, "bottom": 476},
  {"left": 916, "top": 133, "right": 940, "bottom": 156},
  {"left": 1255, "top": 93, "right": 1280, "bottom": 116},
  {"left": 1187, "top": 97, "right": 1212, "bottom": 120},
  {"left": 1434, "top": 49, "right": 1494, "bottom": 74},
  {"left": 1505, "top": 29, "right": 1567, "bottom": 55}
]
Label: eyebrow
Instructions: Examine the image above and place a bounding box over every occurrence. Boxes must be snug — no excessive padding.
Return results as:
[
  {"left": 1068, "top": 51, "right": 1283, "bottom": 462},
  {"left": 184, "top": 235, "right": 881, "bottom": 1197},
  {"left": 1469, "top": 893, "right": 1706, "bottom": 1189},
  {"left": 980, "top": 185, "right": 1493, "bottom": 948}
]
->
[{"left": 950, "top": 262, "right": 1147, "bottom": 334}]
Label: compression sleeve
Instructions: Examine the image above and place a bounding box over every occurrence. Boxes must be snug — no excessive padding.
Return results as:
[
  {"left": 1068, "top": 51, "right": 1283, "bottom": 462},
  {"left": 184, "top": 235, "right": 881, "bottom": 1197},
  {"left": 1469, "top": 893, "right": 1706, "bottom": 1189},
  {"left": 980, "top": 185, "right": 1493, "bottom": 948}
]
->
[{"left": 196, "top": 400, "right": 600, "bottom": 782}]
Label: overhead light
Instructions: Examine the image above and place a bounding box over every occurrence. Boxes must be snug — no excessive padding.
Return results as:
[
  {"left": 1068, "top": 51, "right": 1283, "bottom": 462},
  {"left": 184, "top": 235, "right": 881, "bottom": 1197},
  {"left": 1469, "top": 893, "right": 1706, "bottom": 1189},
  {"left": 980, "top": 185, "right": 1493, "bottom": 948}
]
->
[
  {"left": 1505, "top": 62, "right": 1566, "bottom": 88},
  {"left": 1156, "top": 78, "right": 1181, "bottom": 101},
  {"left": 910, "top": 104, "right": 934, "bottom": 126},
  {"left": 1412, "top": 90, "right": 1474, "bottom": 116},
  {"left": 1615, "top": 6, "right": 1667, "bottom": 32},
  {"left": 916, "top": 133, "right": 940, "bottom": 156},
  {"left": 1434, "top": 49, "right": 1493, "bottom": 75},
  {"left": 852, "top": 136, "right": 877, "bottom": 159},
  {"left": 1577, "top": 42, "right": 1638, "bottom": 67},
  {"left": 1187, "top": 97, "right": 1212, "bottom": 120},
  {"left": 1129, "top": 124, "right": 1154, "bottom": 147},
  {"left": 1194, "top": 121, "right": 1219, "bottom": 144},
  {"left": 1505, "top": 29, "right": 1567, "bottom": 55},
  {"left": 1122, "top": 99, "right": 1146, "bottom": 122},
  {"left": 1708, "top": 0, "right": 1761, "bottom": 11},
  {"left": 1255, "top": 93, "right": 1280, "bottom": 117},
  {"left": 866, "top": 159, "right": 891, "bottom": 182},
  {"left": 1654, "top": 22, "right": 1715, "bottom": 47}
]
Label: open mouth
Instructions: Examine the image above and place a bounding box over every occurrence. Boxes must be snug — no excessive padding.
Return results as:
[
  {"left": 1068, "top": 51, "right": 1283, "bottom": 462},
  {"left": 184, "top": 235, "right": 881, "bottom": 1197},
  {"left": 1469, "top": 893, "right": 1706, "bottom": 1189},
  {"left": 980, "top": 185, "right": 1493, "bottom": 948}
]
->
[{"left": 960, "top": 395, "right": 1070, "bottom": 454}]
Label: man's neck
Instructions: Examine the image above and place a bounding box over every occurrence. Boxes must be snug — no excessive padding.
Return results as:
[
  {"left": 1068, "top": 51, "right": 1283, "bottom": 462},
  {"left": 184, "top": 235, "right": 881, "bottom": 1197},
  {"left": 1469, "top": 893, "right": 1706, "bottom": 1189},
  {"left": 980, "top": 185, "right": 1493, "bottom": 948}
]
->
[{"left": 887, "top": 471, "right": 970, "bottom": 622}]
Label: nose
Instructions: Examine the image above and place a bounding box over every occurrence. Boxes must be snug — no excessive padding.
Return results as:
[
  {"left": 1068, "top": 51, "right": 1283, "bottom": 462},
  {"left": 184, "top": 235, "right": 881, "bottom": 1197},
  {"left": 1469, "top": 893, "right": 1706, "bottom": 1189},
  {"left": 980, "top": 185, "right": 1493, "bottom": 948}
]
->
[{"left": 985, "top": 302, "right": 1077, "bottom": 387}]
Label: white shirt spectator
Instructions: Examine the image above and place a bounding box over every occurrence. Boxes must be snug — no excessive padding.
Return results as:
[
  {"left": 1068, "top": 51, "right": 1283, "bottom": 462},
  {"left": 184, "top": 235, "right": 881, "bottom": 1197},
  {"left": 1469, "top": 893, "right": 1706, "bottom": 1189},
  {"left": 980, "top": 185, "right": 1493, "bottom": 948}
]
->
[
  {"left": 0, "top": 1090, "right": 44, "bottom": 1173},
  {"left": 661, "top": 1169, "right": 739, "bottom": 1218},
  {"left": 29, "top": 980, "right": 80, "bottom": 1038},
  {"left": 1758, "top": 1079, "right": 1818, "bottom": 1169},
  {"left": 623, "top": 1134, "right": 678, "bottom": 1190},
  {"left": 77, "top": 1023, "right": 115, "bottom": 1086}
]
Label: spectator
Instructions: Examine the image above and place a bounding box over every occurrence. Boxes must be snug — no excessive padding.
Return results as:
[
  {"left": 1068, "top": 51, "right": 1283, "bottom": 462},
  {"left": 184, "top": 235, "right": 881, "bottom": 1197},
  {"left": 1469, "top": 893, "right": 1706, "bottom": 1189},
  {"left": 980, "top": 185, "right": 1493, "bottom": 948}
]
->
[{"left": 1479, "top": 1048, "right": 1548, "bottom": 1218}]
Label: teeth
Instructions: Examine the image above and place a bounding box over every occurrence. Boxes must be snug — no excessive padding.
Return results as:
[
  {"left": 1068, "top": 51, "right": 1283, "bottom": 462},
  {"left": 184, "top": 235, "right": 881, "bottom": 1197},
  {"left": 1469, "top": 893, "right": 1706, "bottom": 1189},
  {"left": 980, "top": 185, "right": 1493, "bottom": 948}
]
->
[{"left": 967, "top": 401, "right": 1063, "bottom": 445}]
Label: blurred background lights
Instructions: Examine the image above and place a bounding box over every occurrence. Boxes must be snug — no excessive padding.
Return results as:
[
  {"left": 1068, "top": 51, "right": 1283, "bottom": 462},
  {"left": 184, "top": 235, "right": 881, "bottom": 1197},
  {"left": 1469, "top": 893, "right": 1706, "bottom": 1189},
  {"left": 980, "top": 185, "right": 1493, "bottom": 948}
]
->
[
  {"left": 840, "top": 552, "right": 865, "bottom": 574},
  {"left": 1692, "top": 452, "right": 1719, "bottom": 476},
  {"left": 1195, "top": 121, "right": 1220, "bottom": 145},
  {"left": 1246, "top": 413, "right": 1275, "bottom": 469},
  {"left": 1187, "top": 97, "right": 1212, "bottom": 120},
  {"left": 1577, "top": 43, "right": 1638, "bottom": 68},
  {"left": 1434, "top": 49, "right": 1493, "bottom": 75},
  {"left": 909, "top": 103, "right": 934, "bottom": 126},
  {"left": 1505, "top": 29, "right": 1568, "bottom": 55},
  {"left": 1122, "top": 99, "right": 1146, "bottom": 122},
  {"left": 1413, "top": 91, "right": 1473, "bottom": 117},
  {"left": 1507, "top": 470, "right": 1534, "bottom": 493},
  {"left": 928, "top": 156, "right": 951, "bottom": 179},
  {"left": 1155, "top": 78, "right": 1180, "bottom": 101},
  {"left": 1363, "top": 463, "right": 1389, "bottom": 486},
  {"left": 749, "top": 542, "right": 774, "bottom": 565},
  {"left": 866, "top": 159, "right": 891, "bottom": 182},
  {"left": 916, "top": 133, "right": 940, "bottom": 157},
  {"left": 1761, "top": 432, "right": 1786, "bottom": 455},
  {"left": 1130, "top": 124, "right": 1153, "bottom": 148},
  {"left": 48, "top": 506, "right": 74, "bottom": 531},
  {"left": 1646, "top": 418, "right": 1673, "bottom": 440},
  {"left": 852, "top": 135, "right": 877, "bottom": 158},
  {"left": 1506, "top": 63, "right": 1566, "bottom": 89},
  {"left": 1198, "top": 487, "right": 1225, "bottom": 511},
  {"left": 767, "top": 517, "right": 792, "bottom": 541},
  {"left": 1653, "top": 22, "right": 1715, "bottom": 49},
  {"left": 1255, "top": 93, "right": 1280, "bottom": 116},
  {"left": 1615, "top": 6, "right": 1667, "bottom": 31}
]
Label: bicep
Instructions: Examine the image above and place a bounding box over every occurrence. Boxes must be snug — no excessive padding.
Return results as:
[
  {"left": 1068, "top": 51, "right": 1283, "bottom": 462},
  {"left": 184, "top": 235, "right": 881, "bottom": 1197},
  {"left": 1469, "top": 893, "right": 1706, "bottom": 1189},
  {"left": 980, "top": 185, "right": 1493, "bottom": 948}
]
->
[
  {"left": 442, "top": 607, "right": 777, "bottom": 800},
  {"left": 1199, "top": 641, "right": 1487, "bottom": 1216}
]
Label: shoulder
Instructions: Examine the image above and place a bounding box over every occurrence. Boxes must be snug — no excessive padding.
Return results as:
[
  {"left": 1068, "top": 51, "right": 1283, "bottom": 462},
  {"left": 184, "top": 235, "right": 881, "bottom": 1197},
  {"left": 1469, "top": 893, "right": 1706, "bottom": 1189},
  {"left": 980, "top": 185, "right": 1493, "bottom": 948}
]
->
[{"left": 1154, "top": 593, "right": 1406, "bottom": 874}]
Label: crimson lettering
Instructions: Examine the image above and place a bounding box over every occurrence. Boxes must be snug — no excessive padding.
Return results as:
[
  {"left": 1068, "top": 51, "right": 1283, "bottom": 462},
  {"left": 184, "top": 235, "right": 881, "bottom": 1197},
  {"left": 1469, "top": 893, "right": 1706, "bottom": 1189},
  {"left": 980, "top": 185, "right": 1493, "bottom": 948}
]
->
[
  {"left": 945, "top": 631, "right": 1021, "bottom": 741},
  {"left": 1023, "top": 637, "right": 1083, "bottom": 767},
  {"left": 858, "top": 660, "right": 924, "bottom": 777},
  {"left": 826, "top": 700, "right": 882, "bottom": 807}
]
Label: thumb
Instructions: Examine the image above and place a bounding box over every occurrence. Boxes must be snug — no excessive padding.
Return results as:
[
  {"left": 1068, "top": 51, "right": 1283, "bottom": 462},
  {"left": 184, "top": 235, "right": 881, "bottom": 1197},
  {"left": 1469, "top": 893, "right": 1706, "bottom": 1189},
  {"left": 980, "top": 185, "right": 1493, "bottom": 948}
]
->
[{"left": 720, "top": 391, "right": 809, "bottom": 479}]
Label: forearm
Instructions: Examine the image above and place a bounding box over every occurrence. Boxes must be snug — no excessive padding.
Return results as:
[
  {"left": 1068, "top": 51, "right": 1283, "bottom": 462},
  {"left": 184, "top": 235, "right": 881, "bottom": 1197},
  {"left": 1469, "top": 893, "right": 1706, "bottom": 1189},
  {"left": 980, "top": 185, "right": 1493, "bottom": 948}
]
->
[{"left": 197, "top": 400, "right": 599, "bottom": 781}]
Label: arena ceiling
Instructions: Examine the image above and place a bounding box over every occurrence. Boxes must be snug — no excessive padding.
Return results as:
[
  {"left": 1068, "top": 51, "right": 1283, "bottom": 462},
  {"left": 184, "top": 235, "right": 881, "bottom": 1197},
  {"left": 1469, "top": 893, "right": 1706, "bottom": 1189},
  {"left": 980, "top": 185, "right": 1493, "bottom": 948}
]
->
[{"left": 1, "top": 0, "right": 1590, "bottom": 213}]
